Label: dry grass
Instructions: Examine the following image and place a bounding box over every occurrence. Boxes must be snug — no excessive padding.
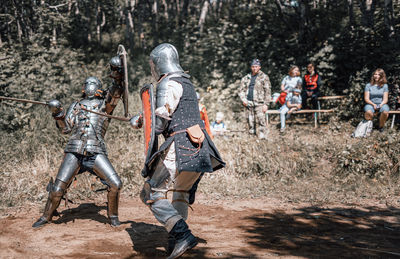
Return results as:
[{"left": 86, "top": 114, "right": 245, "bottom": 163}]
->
[{"left": 1, "top": 97, "right": 400, "bottom": 213}]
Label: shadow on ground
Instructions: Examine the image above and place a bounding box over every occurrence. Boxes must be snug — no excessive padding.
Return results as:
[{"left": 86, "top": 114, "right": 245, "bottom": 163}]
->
[
  {"left": 125, "top": 221, "right": 209, "bottom": 258},
  {"left": 240, "top": 205, "right": 400, "bottom": 258},
  {"left": 53, "top": 203, "right": 109, "bottom": 225}
]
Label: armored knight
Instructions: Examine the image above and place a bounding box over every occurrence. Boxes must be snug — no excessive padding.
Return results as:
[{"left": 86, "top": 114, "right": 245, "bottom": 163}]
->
[
  {"left": 32, "top": 57, "right": 126, "bottom": 228},
  {"left": 131, "top": 43, "right": 225, "bottom": 258}
]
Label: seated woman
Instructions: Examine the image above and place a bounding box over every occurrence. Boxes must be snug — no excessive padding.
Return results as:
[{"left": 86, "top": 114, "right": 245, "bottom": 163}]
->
[
  {"left": 279, "top": 88, "right": 302, "bottom": 133},
  {"left": 364, "top": 68, "right": 389, "bottom": 132},
  {"left": 276, "top": 65, "right": 302, "bottom": 105}
]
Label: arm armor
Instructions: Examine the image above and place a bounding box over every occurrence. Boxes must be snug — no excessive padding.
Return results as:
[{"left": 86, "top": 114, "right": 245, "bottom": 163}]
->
[
  {"left": 48, "top": 100, "right": 67, "bottom": 131},
  {"left": 105, "top": 81, "right": 124, "bottom": 114},
  {"left": 155, "top": 77, "right": 171, "bottom": 135},
  {"left": 62, "top": 101, "right": 79, "bottom": 134}
]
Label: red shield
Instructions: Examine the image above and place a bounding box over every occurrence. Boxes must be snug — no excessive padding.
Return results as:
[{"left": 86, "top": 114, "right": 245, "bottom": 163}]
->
[{"left": 140, "top": 83, "right": 156, "bottom": 164}]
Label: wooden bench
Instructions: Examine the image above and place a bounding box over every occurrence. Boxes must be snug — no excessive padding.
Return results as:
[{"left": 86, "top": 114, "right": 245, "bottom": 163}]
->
[
  {"left": 389, "top": 111, "right": 400, "bottom": 129},
  {"left": 265, "top": 109, "right": 334, "bottom": 128},
  {"left": 266, "top": 96, "right": 345, "bottom": 128}
]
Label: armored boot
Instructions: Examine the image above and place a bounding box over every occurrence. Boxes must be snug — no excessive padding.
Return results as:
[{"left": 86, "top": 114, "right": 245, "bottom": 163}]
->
[
  {"left": 32, "top": 179, "right": 66, "bottom": 228},
  {"left": 107, "top": 187, "right": 121, "bottom": 227},
  {"left": 167, "top": 219, "right": 198, "bottom": 259}
]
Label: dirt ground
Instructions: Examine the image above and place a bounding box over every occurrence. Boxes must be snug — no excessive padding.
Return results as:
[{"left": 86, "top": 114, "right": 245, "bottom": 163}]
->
[{"left": 1, "top": 194, "right": 400, "bottom": 259}]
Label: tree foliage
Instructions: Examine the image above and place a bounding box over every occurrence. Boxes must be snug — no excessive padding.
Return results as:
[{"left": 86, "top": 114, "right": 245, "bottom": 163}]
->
[{"left": 0, "top": 0, "right": 400, "bottom": 130}]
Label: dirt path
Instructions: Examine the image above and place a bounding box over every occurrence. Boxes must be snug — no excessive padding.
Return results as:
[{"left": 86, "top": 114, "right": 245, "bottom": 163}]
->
[{"left": 1, "top": 195, "right": 400, "bottom": 258}]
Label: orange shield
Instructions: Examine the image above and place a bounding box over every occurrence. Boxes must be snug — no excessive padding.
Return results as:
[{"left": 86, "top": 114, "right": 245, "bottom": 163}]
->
[{"left": 140, "top": 84, "right": 156, "bottom": 166}]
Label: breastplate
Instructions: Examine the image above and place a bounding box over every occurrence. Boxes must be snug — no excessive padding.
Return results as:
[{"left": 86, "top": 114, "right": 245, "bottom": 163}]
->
[{"left": 65, "top": 98, "right": 109, "bottom": 155}]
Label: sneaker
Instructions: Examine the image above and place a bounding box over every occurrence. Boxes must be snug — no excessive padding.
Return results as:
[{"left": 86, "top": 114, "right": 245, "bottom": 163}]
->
[
  {"left": 378, "top": 127, "right": 385, "bottom": 133},
  {"left": 280, "top": 128, "right": 285, "bottom": 133}
]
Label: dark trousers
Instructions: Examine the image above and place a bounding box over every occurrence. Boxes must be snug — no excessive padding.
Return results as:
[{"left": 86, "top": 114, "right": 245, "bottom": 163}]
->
[{"left": 302, "top": 90, "right": 320, "bottom": 109}]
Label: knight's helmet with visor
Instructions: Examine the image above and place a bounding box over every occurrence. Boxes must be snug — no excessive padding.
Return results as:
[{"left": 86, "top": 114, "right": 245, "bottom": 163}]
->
[{"left": 83, "top": 76, "right": 102, "bottom": 98}]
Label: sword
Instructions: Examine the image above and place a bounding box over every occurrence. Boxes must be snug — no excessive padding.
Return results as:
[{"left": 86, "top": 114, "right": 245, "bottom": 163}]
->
[
  {"left": 117, "top": 44, "right": 130, "bottom": 118},
  {"left": 80, "top": 106, "right": 131, "bottom": 122},
  {"left": 0, "top": 95, "right": 131, "bottom": 122},
  {"left": 0, "top": 96, "right": 48, "bottom": 106}
]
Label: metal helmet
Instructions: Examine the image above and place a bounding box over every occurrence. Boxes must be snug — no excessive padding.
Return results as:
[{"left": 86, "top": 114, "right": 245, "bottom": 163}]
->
[
  {"left": 110, "top": 56, "right": 123, "bottom": 73},
  {"left": 149, "top": 43, "right": 183, "bottom": 80},
  {"left": 83, "top": 76, "right": 102, "bottom": 98}
]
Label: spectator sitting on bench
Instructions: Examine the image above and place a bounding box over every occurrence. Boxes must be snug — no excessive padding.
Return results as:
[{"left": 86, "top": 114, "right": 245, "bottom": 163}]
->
[
  {"left": 364, "top": 68, "right": 389, "bottom": 132},
  {"left": 279, "top": 88, "right": 302, "bottom": 133},
  {"left": 211, "top": 112, "right": 227, "bottom": 136},
  {"left": 302, "top": 62, "right": 321, "bottom": 109},
  {"left": 276, "top": 65, "right": 302, "bottom": 106}
]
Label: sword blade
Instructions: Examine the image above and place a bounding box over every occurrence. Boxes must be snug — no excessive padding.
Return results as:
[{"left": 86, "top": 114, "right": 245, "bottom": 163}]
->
[
  {"left": 80, "top": 106, "right": 130, "bottom": 122},
  {"left": 118, "top": 44, "right": 130, "bottom": 118},
  {"left": 0, "top": 96, "right": 48, "bottom": 106}
]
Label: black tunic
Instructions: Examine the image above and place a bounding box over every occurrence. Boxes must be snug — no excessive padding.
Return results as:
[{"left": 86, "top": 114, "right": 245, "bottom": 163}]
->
[{"left": 146, "top": 75, "right": 225, "bottom": 174}]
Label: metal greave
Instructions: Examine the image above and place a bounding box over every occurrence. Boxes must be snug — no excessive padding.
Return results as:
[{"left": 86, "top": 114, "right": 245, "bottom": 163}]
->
[
  {"left": 107, "top": 187, "right": 120, "bottom": 218},
  {"left": 93, "top": 154, "right": 122, "bottom": 219},
  {"left": 42, "top": 180, "right": 68, "bottom": 221}
]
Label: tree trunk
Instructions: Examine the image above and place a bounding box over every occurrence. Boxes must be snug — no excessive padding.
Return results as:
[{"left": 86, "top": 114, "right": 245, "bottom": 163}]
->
[
  {"left": 16, "top": 11, "right": 22, "bottom": 42},
  {"left": 125, "top": 0, "right": 135, "bottom": 53},
  {"left": 359, "top": 0, "right": 376, "bottom": 28},
  {"left": 179, "top": 0, "right": 189, "bottom": 24},
  {"left": 150, "top": 0, "right": 159, "bottom": 45},
  {"left": 51, "top": 27, "right": 57, "bottom": 47},
  {"left": 199, "top": 0, "right": 209, "bottom": 34},
  {"left": 348, "top": 0, "right": 355, "bottom": 28},
  {"left": 274, "top": 0, "right": 290, "bottom": 27},
  {"left": 384, "top": 0, "right": 394, "bottom": 36},
  {"left": 298, "top": 0, "right": 310, "bottom": 44},
  {"left": 161, "top": 0, "right": 169, "bottom": 20}
]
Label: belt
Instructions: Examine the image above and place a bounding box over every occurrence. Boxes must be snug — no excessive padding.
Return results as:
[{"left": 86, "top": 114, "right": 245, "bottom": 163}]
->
[{"left": 169, "top": 127, "right": 205, "bottom": 137}]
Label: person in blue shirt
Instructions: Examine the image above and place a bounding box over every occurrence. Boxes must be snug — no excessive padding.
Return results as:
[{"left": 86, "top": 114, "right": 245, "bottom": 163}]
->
[{"left": 364, "top": 68, "right": 389, "bottom": 132}]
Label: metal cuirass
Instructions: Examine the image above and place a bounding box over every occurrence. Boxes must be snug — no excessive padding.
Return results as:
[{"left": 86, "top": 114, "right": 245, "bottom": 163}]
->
[{"left": 64, "top": 98, "right": 109, "bottom": 155}]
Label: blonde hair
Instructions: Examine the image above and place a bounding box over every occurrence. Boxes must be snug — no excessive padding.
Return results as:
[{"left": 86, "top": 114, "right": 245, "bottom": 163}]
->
[
  {"left": 289, "top": 65, "right": 300, "bottom": 77},
  {"left": 370, "top": 68, "right": 387, "bottom": 86}
]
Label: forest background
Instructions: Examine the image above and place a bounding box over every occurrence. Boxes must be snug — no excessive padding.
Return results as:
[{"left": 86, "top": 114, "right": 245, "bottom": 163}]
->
[{"left": 1, "top": 0, "right": 400, "bottom": 209}]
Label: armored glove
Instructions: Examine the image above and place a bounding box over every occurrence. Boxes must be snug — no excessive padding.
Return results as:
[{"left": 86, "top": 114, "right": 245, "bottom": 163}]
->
[
  {"left": 130, "top": 113, "right": 143, "bottom": 129},
  {"left": 47, "top": 100, "right": 64, "bottom": 118}
]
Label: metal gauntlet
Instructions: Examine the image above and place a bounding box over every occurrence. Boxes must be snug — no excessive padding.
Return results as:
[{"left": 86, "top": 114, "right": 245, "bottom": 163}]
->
[
  {"left": 48, "top": 100, "right": 66, "bottom": 130},
  {"left": 130, "top": 113, "right": 143, "bottom": 129}
]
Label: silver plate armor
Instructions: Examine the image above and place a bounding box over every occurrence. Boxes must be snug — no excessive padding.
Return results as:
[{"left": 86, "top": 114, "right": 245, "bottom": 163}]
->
[
  {"left": 64, "top": 98, "right": 109, "bottom": 155},
  {"left": 149, "top": 43, "right": 183, "bottom": 80}
]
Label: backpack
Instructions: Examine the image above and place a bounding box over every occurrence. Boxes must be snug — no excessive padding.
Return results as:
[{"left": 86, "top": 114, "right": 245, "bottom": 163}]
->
[{"left": 351, "top": 120, "right": 373, "bottom": 138}]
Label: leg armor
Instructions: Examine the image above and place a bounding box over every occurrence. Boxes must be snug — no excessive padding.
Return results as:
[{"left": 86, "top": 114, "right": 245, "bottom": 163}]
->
[
  {"left": 140, "top": 154, "right": 200, "bottom": 232},
  {"left": 33, "top": 153, "right": 80, "bottom": 228},
  {"left": 93, "top": 154, "right": 122, "bottom": 226}
]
